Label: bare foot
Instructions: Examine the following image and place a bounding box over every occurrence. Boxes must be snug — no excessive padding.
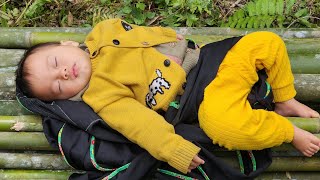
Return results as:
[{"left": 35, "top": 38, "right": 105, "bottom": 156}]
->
[
  {"left": 275, "top": 98, "right": 320, "bottom": 118},
  {"left": 292, "top": 126, "right": 320, "bottom": 157}
]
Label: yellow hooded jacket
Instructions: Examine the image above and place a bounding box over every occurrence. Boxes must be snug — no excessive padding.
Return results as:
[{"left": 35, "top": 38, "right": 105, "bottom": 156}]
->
[{"left": 83, "top": 19, "right": 200, "bottom": 173}]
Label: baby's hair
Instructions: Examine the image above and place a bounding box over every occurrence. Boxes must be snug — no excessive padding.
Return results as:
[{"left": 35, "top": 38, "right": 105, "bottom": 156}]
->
[{"left": 15, "top": 42, "right": 60, "bottom": 98}]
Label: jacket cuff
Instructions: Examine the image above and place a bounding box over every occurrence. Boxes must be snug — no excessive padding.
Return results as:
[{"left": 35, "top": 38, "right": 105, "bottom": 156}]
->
[
  {"left": 283, "top": 118, "right": 295, "bottom": 143},
  {"left": 161, "top": 27, "right": 177, "bottom": 39},
  {"left": 168, "top": 140, "right": 201, "bottom": 174},
  {"left": 273, "top": 83, "right": 296, "bottom": 102}
]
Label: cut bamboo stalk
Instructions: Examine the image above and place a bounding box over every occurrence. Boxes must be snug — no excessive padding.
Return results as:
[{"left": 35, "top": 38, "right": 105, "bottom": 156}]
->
[
  {"left": 0, "top": 132, "right": 54, "bottom": 150},
  {"left": 174, "top": 27, "right": 320, "bottom": 38},
  {"left": 289, "top": 54, "right": 320, "bottom": 74},
  {"left": 288, "top": 117, "right": 320, "bottom": 133},
  {"left": 1, "top": 170, "right": 320, "bottom": 180},
  {"left": 2, "top": 27, "right": 320, "bottom": 38},
  {"left": 186, "top": 35, "right": 320, "bottom": 54},
  {"left": 0, "top": 31, "right": 320, "bottom": 50},
  {"left": 294, "top": 74, "right": 320, "bottom": 102},
  {"left": 1, "top": 152, "right": 320, "bottom": 171},
  {"left": 1, "top": 73, "right": 320, "bottom": 102},
  {"left": 258, "top": 172, "right": 320, "bottom": 179},
  {"left": 2, "top": 49, "right": 320, "bottom": 74},
  {"left": 0, "top": 116, "right": 318, "bottom": 133},
  {"left": 0, "top": 169, "right": 73, "bottom": 179},
  {"left": 0, "top": 115, "right": 42, "bottom": 132},
  {"left": 0, "top": 49, "right": 25, "bottom": 68},
  {"left": 221, "top": 156, "right": 320, "bottom": 172},
  {"left": 0, "top": 153, "right": 71, "bottom": 170},
  {"left": 0, "top": 100, "right": 33, "bottom": 116},
  {"left": 0, "top": 27, "right": 91, "bottom": 33},
  {"left": 0, "top": 133, "right": 318, "bottom": 152}
]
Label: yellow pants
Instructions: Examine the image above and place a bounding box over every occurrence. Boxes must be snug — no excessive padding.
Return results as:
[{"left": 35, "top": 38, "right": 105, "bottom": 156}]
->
[{"left": 198, "top": 31, "right": 295, "bottom": 150}]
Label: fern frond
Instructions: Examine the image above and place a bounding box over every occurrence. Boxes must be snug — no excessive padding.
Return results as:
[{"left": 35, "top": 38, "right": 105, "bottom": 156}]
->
[
  {"left": 247, "top": 2, "right": 256, "bottom": 16},
  {"left": 268, "top": 0, "right": 277, "bottom": 15},
  {"left": 285, "top": 0, "right": 296, "bottom": 14},
  {"left": 276, "top": 0, "right": 284, "bottom": 15},
  {"left": 261, "top": 0, "right": 269, "bottom": 15}
]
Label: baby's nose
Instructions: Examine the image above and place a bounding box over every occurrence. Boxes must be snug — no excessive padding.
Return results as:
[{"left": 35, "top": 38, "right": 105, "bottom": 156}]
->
[{"left": 60, "top": 67, "right": 69, "bottom": 80}]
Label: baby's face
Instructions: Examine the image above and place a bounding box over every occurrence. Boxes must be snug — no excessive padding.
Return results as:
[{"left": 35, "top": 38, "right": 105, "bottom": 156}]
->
[{"left": 25, "top": 42, "right": 91, "bottom": 101}]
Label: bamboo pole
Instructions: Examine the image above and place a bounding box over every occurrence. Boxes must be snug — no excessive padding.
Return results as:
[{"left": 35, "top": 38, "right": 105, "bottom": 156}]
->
[
  {"left": 0, "top": 153, "right": 71, "bottom": 170},
  {"left": 288, "top": 117, "right": 320, "bottom": 133},
  {"left": 0, "top": 31, "right": 320, "bottom": 49},
  {"left": 258, "top": 172, "right": 320, "bottom": 180},
  {"left": 294, "top": 74, "right": 320, "bottom": 102},
  {"left": 0, "top": 49, "right": 25, "bottom": 68},
  {"left": 0, "top": 132, "right": 54, "bottom": 150},
  {"left": 1, "top": 152, "right": 320, "bottom": 171},
  {"left": 0, "top": 116, "right": 319, "bottom": 133},
  {"left": 174, "top": 27, "right": 320, "bottom": 38},
  {"left": 2, "top": 49, "right": 320, "bottom": 74},
  {"left": 1, "top": 170, "right": 320, "bottom": 180},
  {"left": 2, "top": 27, "right": 320, "bottom": 38},
  {"left": 1, "top": 73, "right": 320, "bottom": 102},
  {"left": 0, "top": 27, "right": 91, "bottom": 33},
  {"left": 0, "top": 116, "right": 317, "bottom": 133},
  {"left": 0, "top": 100, "right": 33, "bottom": 116},
  {"left": 221, "top": 156, "right": 320, "bottom": 172},
  {"left": 0, "top": 132, "right": 318, "bottom": 152},
  {"left": 0, "top": 169, "right": 73, "bottom": 179},
  {"left": 0, "top": 115, "right": 42, "bottom": 132},
  {"left": 186, "top": 35, "right": 320, "bottom": 54}
]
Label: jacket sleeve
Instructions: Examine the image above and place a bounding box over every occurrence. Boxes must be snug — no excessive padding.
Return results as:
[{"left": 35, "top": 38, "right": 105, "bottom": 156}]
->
[
  {"left": 96, "top": 97, "right": 200, "bottom": 173},
  {"left": 82, "top": 73, "right": 200, "bottom": 173}
]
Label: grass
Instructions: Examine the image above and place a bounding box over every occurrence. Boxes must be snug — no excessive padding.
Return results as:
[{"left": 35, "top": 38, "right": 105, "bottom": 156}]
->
[{"left": 0, "top": 0, "right": 319, "bottom": 27}]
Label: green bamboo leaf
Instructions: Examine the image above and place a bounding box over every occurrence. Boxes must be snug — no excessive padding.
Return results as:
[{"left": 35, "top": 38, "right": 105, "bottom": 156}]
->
[
  {"left": 285, "top": 0, "right": 296, "bottom": 14},
  {"left": 247, "top": 2, "right": 256, "bottom": 16},
  {"left": 294, "top": 8, "right": 308, "bottom": 18},
  {"left": 268, "top": 0, "right": 276, "bottom": 15},
  {"left": 276, "top": 0, "right": 284, "bottom": 15},
  {"left": 261, "top": 0, "right": 269, "bottom": 15}
]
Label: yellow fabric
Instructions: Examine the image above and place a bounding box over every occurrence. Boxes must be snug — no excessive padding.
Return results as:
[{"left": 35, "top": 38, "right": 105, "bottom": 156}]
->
[
  {"left": 198, "top": 31, "right": 295, "bottom": 150},
  {"left": 83, "top": 19, "right": 200, "bottom": 174}
]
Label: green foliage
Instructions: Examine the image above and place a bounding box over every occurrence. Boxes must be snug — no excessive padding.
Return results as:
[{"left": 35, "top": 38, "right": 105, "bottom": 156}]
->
[
  {"left": 222, "top": 0, "right": 318, "bottom": 28},
  {"left": 0, "top": 0, "right": 319, "bottom": 28}
]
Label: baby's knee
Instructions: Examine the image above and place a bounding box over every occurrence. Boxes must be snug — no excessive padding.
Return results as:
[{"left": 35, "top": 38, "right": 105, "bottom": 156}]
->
[{"left": 249, "top": 31, "right": 285, "bottom": 46}]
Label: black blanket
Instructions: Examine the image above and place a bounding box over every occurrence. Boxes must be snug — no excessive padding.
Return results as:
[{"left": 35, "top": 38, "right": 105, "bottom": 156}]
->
[{"left": 16, "top": 37, "right": 272, "bottom": 180}]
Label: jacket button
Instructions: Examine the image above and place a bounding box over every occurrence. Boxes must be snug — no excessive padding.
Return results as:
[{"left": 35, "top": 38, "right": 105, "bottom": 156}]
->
[
  {"left": 113, "top": 39, "right": 120, "bottom": 45},
  {"left": 182, "top": 82, "right": 187, "bottom": 89},
  {"left": 164, "top": 59, "right": 171, "bottom": 67}
]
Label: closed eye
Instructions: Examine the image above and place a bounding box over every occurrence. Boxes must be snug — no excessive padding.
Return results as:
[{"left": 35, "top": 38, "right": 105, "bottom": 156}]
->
[
  {"left": 58, "top": 81, "right": 61, "bottom": 93},
  {"left": 55, "top": 57, "right": 58, "bottom": 67}
]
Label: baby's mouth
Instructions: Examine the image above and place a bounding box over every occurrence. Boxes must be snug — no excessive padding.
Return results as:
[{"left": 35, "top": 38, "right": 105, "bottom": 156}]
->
[{"left": 72, "top": 64, "right": 78, "bottom": 78}]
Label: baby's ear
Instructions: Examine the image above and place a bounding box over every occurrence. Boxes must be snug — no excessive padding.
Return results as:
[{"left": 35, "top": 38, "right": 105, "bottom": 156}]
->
[{"left": 60, "top": 40, "right": 79, "bottom": 47}]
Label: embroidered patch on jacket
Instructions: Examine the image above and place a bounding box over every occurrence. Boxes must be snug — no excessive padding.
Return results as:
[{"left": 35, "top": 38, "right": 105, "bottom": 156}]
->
[
  {"left": 146, "top": 69, "right": 171, "bottom": 108},
  {"left": 121, "top": 21, "right": 132, "bottom": 31}
]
